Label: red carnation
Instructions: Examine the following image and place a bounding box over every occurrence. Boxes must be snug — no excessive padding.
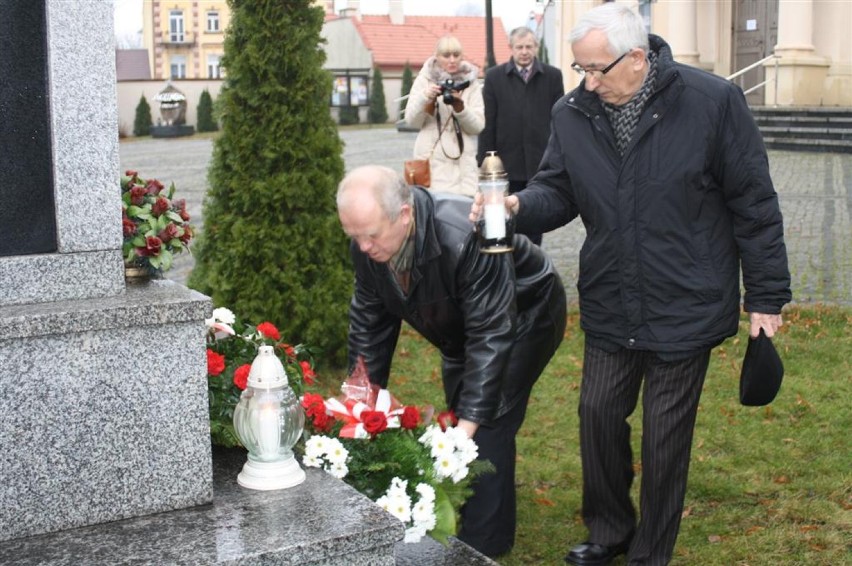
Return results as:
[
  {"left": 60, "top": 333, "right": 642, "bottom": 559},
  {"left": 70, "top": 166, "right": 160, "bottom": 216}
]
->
[
  {"left": 361, "top": 411, "right": 388, "bottom": 436},
  {"left": 206, "top": 349, "right": 225, "bottom": 376},
  {"left": 400, "top": 406, "right": 421, "bottom": 430},
  {"left": 279, "top": 343, "right": 296, "bottom": 358},
  {"left": 436, "top": 410, "right": 458, "bottom": 431},
  {"left": 300, "top": 360, "right": 316, "bottom": 385},
  {"left": 256, "top": 322, "right": 280, "bottom": 341},
  {"left": 233, "top": 364, "right": 251, "bottom": 390}
]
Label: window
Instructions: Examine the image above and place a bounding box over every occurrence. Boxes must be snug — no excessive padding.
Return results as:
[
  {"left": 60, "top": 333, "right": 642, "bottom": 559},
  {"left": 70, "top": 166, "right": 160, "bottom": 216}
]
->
[
  {"left": 170, "top": 55, "right": 186, "bottom": 79},
  {"left": 207, "top": 11, "right": 220, "bottom": 32},
  {"left": 207, "top": 54, "right": 221, "bottom": 79},
  {"left": 169, "top": 10, "right": 185, "bottom": 43}
]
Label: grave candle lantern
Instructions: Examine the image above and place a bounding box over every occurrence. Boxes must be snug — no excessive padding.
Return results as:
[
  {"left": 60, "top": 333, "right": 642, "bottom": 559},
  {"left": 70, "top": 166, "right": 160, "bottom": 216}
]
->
[{"left": 232, "top": 345, "right": 306, "bottom": 490}]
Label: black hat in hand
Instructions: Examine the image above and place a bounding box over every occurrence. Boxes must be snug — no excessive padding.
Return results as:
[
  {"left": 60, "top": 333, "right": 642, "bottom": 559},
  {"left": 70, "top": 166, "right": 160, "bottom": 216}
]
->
[{"left": 739, "top": 328, "right": 784, "bottom": 406}]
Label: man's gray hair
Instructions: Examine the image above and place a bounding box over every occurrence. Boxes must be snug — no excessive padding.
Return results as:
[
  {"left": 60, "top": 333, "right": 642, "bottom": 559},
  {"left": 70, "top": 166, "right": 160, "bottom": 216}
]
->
[
  {"left": 569, "top": 3, "right": 648, "bottom": 57},
  {"left": 337, "top": 165, "right": 413, "bottom": 222},
  {"left": 509, "top": 26, "right": 538, "bottom": 47}
]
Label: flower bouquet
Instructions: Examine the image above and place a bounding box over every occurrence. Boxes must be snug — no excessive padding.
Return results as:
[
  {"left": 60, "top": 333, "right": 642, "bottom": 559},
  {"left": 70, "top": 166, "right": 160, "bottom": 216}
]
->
[
  {"left": 300, "top": 357, "right": 493, "bottom": 544},
  {"left": 121, "top": 170, "right": 193, "bottom": 276},
  {"left": 206, "top": 307, "right": 317, "bottom": 447}
]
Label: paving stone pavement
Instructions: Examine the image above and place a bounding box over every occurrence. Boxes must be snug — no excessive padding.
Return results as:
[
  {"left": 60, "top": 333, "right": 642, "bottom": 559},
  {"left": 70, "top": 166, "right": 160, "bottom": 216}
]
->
[{"left": 119, "top": 128, "right": 852, "bottom": 306}]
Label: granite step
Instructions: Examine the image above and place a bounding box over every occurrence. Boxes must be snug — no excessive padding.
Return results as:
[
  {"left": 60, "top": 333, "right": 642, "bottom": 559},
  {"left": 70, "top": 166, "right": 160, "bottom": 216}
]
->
[{"left": 0, "top": 447, "right": 497, "bottom": 566}]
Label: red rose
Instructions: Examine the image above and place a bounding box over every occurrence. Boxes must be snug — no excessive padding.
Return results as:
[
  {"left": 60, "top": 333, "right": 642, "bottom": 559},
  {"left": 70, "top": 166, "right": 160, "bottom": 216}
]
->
[
  {"left": 146, "top": 179, "right": 164, "bottom": 194},
  {"left": 206, "top": 349, "right": 225, "bottom": 376},
  {"left": 179, "top": 225, "right": 193, "bottom": 245},
  {"left": 173, "top": 199, "right": 190, "bottom": 221},
  {"left": 256, "top": 322, "right": 280, "bottom": 341},
  {"left": 299, "top": 360, "right": 316, "bottom": 385},
  {"left": 361, "top": 411, "right": 388, "bottom": 436},
  {"left": 233, "top": 364, "right": 251, "bottom": 390},
  {"left": 137, "top": 236, "right": 162, "bottom": 257},
  {"left": 125, "top": 169, "right": 138, "bottom": 177},
  {"left": 158, "top": 222, "right": 180, "bottom": 243},
  {"left": 122, "top": 217, "right": 137, "bottom": 237},
  {"left": 130, "top": 185, "right": 147, "bottom": 206},
  {"left": 400, "top": 406, "right": 421, "bottom": 430},
  {"left": 152, "top": 196, "right": 170, "bottom": 216},
  {"left": 279, "top": 343, "right": 296, "bottom": 358},
  {"left": 436, "top": 410, "right": 457, "bottom": 431}
]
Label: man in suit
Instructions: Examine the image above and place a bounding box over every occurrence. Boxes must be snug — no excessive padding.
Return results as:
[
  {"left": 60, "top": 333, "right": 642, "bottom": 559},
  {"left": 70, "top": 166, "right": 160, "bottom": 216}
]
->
[{"left": 477, "top": 26, "right": 564, "bottom": 245}]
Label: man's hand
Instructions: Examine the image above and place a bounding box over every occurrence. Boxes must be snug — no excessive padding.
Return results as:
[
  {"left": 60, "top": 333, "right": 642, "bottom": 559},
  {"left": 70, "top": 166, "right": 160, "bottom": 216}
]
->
[
  {"left": 456, "top": 418, "right": 479, "bottom": 438},
  {"left": 469, "top": 193, "right": 519, "bottom": 224},
  {"left": 749, "top": 312, "right": 783, "bottom": 338}
]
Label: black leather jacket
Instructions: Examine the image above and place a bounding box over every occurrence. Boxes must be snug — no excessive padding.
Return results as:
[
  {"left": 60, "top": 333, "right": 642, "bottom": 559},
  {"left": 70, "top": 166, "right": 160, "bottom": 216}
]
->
[{"left": 348, "top": 188, "right": 566, "bottom": 424}]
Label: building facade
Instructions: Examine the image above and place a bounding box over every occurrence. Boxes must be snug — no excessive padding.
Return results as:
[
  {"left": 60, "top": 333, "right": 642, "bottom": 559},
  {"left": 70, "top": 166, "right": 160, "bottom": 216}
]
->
[
  {"left": 142, "top": 0, "right": 230, "bottom": 80},
  {"left": 543, "top": 0, "right": 850, "bottom": 107}
]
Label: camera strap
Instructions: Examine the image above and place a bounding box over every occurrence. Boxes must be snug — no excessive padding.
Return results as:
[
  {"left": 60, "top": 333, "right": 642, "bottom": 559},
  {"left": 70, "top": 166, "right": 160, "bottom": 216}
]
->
[{"left": 435, "top": 109, "right": 463, "bottom": 160}]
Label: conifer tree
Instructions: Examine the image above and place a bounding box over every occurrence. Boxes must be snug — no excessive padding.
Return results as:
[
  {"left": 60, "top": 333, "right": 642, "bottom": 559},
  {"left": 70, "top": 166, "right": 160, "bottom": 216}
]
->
[
  {"left": 399, "top": 62, "right": 413, "bottom": 117},
  {"left": 189, "top": 0, "right": 351, "bottom": 367},
  {"left": 133, "top": 95, "right": 152, "bottom": 136},
  {"left": 368, "top": 67, "right": 388, "bottom": 124},
  {"left": 196, "top": 89, "right": 218, "bottom": 132}
]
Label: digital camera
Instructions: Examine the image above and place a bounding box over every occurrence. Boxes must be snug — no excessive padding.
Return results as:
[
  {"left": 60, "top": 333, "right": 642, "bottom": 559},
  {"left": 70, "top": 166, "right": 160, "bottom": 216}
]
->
[{"left": 439, "top": 78, "right": 471, "bottom": 104}]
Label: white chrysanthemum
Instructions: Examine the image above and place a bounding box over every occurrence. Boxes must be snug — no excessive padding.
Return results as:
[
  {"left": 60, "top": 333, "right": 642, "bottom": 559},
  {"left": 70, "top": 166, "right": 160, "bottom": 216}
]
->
[
  {"left": 454, "top": 436, "right": 479, "bottom": 465},
  {"left": 415, "top": 482, "right": 435, "bottom": 503},
  {"left": 434, "top": 453, "right": 460, "bottom": 480},
  {"left": 211, "top": 307, "right": 236, "bottom": 324},
  {"left": 304, "top": 436, "right": 329, "bottom": 459},
  {"left": 404, "top": 524, "right": 428, "bottom": 543},
  {"left": 328, "top": 461, "right": 348, "bottom": 479},
  {"left": 428, "top": 430, "right": 455, "bottom": 459},
  {"left": 387, "top": 477, "right": 409, "bottom": 498},
  {"left": 386, "top": 493, "right": 412, "bottom": 523},
  {"left": 451, "top": 464, "right": 470, "bottom": 484},
  {"left": 418, "top": 425, "right": 436, "bottom": 445},
  {"left": 302, "top": 454, "right": 322, "bottom": 468},
  {"left": 411, "top": 498, "right": 436, "bottom": 531},
  {"left": 325, "top": 439, "right": 348, "bottom": 465}
]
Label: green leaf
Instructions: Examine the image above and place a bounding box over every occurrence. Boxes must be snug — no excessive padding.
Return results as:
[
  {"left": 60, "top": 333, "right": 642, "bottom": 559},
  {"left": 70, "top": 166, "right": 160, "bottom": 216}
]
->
[{"left": 429, "top": 487, "right": 456, "bottom": 545}]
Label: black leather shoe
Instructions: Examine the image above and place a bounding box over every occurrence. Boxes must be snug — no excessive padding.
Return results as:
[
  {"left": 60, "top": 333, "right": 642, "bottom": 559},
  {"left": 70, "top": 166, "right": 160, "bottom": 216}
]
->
[{"left": 564, "top": 538, "right": 630, "bottom": 565}]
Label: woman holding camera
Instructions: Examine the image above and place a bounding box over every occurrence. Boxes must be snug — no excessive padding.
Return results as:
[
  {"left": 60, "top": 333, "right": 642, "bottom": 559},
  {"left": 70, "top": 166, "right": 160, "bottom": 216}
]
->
[{"left": 404, "top": 35, "right": 484, "bottom": 196}]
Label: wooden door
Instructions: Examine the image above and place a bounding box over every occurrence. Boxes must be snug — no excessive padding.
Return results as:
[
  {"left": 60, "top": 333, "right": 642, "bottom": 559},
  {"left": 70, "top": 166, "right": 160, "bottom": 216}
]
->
[{"left": 732, "top": 0, "right": 778, "bottom": 105}]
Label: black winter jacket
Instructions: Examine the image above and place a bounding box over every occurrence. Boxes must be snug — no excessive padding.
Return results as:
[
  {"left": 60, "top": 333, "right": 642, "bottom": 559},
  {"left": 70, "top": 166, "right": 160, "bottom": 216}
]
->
[
  {"left": 516, "top": 35, "right": 791, "bottom": 354},
  {"left": 348, "top": 188, "right": 566, "bottom": 424},
  {"left": 477, "top": 58, "right": 565, "bottom": 181}
]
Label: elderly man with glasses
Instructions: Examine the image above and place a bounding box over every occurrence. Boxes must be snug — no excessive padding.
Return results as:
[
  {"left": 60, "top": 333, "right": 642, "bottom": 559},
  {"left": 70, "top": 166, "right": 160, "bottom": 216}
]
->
[{"left": 472, "top": 4, "right": 790, "bottom": 565}]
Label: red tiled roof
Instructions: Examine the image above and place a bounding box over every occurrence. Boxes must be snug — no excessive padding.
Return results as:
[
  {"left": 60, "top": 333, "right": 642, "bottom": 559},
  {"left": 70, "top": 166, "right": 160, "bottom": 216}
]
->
[{"left": 350, "top": 15, "right": 513, "bottom": 74}]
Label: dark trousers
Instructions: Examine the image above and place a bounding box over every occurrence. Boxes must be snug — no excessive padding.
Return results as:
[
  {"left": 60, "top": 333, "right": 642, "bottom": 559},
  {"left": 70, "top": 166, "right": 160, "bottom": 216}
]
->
[
  {"left": 579, "top": 343, "right": 711, "bottom": 566},
  {"left": 509, "top": 180, "right": 542, "bottom": 246},
  {"left": 457, "top": 388, "right": 531, "bottom": 557}
]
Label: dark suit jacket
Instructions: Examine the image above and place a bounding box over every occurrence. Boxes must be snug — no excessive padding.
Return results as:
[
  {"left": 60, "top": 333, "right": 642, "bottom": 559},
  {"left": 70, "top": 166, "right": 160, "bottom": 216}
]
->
[{"left": 477, "top": 58, "right": 564, "bottom": 182}]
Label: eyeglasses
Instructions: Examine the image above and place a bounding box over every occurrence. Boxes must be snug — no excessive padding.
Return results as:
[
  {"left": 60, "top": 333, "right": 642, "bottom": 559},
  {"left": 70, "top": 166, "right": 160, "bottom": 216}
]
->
[
  {"left": 571, "top": 50, "right": 630, "bottom": 79},
  {"left": 440, "top": 51, "right": 461, "bottom": 59}
]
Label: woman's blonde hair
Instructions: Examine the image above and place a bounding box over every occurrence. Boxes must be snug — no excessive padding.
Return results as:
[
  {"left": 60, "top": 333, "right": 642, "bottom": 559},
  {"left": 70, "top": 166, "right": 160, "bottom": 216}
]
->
[{"left": 434, "top": 35, "right": 463, "bottom": 57}]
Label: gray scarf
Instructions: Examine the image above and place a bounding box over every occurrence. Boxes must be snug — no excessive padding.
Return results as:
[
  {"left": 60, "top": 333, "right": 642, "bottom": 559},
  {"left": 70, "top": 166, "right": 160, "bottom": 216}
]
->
[{"left": 602, "top": 51, "right": 658, "bottom": 156}]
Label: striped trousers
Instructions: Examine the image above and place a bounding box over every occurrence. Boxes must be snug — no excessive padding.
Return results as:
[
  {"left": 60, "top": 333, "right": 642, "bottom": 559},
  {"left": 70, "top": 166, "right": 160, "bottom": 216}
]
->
[{"left": 579, "top": 342, "right": 711, "bottom": 566}]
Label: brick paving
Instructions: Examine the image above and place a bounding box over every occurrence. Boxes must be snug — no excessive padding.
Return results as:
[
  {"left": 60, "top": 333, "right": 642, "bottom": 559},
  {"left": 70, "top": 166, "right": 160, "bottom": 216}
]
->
[{"left": 119, "top": 128, "right": 852, "bottom": 306}]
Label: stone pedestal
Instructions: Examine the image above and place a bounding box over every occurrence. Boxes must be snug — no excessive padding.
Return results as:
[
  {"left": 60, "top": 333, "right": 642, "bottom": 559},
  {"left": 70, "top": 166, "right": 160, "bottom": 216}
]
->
[{"left": 0, "top": 1, "right": 213, "bottom": 543}]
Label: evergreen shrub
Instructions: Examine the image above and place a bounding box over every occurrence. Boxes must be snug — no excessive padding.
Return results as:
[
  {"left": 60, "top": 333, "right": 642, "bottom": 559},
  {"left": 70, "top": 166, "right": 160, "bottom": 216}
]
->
[
  {"left": 133, "top": 95, "right": 152, "bottom": 137},
  {"left": 368, "top": 67, "right": 388, "bottom": 124},
  {"left": 188, "top": 0, "right": 351, "bottom": 368},
  {"left": 399, "top": 62, "right": 413, "bottom": 117},
  {"left": 196, "top": 89, "right": 218, "bottom": 132},
  {"left": 338, "top": 105, "right": 360, "bottom": 125}
]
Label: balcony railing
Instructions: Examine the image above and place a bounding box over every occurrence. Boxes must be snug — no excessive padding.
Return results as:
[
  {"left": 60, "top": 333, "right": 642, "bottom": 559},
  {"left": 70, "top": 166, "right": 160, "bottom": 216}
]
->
[{"left": 161, "top": 31, "right": 195, "bottom": 46}]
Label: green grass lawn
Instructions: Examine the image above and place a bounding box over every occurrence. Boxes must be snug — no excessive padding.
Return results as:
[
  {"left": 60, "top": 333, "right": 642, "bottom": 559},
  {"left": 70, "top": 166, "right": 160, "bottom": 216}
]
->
[{"left": 320, "top": 304, "right": 851, "bottom": 565}]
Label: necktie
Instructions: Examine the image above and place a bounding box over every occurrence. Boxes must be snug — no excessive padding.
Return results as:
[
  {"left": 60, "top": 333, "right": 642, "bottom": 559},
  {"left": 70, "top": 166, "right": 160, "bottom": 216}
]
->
[{"left": 520, "top": 67, "right": 529, "bottom": 82}]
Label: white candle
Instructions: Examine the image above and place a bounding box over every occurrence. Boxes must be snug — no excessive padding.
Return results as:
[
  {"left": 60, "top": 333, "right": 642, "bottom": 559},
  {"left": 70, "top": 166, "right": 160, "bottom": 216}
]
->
[
  {"left": 254, "top": 402, "right": 280, "bottom": 458},
  {"left": 484, "top": 203, "right": 506, "bottom": 239}
]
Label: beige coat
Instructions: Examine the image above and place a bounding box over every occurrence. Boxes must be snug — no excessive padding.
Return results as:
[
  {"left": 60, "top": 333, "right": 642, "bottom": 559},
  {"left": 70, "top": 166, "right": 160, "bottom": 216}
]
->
[{"left": 404, "top": 57, "right": 484, "bottom": 197}]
